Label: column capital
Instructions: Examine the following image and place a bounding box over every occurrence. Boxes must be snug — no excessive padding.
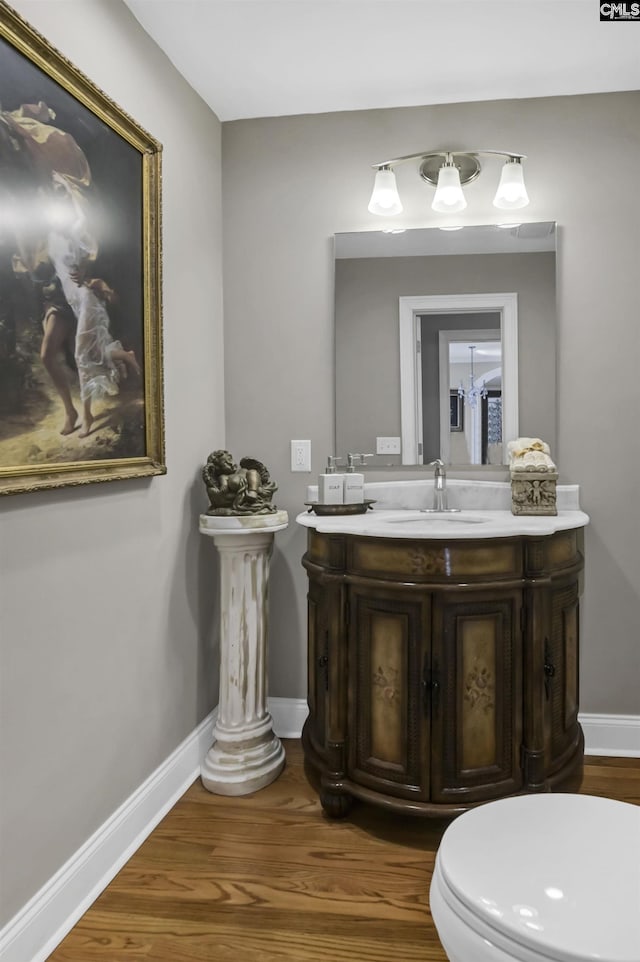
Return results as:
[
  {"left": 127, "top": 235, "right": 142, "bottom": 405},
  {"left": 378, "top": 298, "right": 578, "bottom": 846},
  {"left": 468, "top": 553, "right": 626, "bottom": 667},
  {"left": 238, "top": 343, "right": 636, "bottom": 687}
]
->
[{"left": 199, "top": 510, "right": 289, "bottom": 538}]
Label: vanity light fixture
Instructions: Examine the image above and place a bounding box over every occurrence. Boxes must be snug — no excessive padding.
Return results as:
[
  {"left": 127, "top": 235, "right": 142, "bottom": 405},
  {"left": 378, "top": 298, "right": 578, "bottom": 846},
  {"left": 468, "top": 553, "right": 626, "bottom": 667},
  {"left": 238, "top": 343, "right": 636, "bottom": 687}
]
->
[{"left": 367, "top": 149, "right": 529, "bottom": 216}]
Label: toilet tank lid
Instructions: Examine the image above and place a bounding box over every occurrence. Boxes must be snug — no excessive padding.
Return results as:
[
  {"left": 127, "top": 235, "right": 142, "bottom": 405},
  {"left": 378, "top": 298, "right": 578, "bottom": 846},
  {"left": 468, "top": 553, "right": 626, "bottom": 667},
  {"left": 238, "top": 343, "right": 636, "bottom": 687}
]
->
[{"left": 436, "top": 793, "right": 640, "bottom": 962}]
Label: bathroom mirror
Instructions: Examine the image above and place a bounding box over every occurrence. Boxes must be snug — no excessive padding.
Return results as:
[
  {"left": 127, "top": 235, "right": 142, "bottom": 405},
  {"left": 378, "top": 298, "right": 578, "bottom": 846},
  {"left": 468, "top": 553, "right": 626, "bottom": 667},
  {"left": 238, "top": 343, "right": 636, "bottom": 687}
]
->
[{"left": 334, "top": 222, "right": 557, "bottom": 467}]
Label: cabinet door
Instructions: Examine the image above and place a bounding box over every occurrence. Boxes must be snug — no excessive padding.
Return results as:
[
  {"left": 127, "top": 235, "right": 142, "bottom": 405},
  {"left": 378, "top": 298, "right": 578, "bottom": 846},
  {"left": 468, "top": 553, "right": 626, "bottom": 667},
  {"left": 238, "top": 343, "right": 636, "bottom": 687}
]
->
[
  {"left": 347, "top": 586, "right": 431, "bottom": 801},
  {"left": 430, "top": 589, "right": 523, "bottom": 804},
  {"left": 545, "top": 577, "right": 581, "bottom": 773}
]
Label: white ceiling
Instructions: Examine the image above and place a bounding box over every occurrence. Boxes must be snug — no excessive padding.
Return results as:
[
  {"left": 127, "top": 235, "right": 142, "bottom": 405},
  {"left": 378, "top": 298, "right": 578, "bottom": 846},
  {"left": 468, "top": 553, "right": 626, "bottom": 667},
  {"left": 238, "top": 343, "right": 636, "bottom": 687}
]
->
[{"left": 123, "top": 0, "right": 640, "bottom": 122}]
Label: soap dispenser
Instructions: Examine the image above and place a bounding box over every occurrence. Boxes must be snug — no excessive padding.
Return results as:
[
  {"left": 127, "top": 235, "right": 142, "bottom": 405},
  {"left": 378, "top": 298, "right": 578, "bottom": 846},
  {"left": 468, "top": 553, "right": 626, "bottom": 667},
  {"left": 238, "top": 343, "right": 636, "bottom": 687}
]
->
[
  {"left": 343, "top": 453, "right": 372, "bottom": 504},
  {"left": 318, "top": 456, "right": 344, "bottom": 504}
]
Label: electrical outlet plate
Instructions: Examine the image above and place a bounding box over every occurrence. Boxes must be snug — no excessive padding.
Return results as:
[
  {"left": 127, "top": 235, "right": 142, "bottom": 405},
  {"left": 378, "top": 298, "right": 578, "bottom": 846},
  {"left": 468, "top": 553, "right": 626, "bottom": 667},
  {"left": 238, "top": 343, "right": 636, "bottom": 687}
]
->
[
  {"left": 376, "top": 436, "right": 401, "bottom": 455},
  {"left": 291, "top": 440, "right": 311, "bottom": 472}
]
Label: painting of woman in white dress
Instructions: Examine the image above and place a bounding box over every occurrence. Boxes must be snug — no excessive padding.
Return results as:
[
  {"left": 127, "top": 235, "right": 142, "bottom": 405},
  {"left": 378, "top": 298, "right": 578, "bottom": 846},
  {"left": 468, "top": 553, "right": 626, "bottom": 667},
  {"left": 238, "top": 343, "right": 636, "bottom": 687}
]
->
[{"left": 0, "top": 5, "right": 164, "bottom": 495}]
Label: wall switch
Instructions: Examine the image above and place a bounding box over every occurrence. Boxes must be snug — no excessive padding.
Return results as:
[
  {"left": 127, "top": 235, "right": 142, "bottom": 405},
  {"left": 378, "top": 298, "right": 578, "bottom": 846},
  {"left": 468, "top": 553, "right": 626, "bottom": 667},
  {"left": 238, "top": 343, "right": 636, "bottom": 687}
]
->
[
  {"left": 376, "top": 436, "right": 401, "bottom": 455},
  {"left": 291, "top": 440, "right": 312, "bottom": 472}
]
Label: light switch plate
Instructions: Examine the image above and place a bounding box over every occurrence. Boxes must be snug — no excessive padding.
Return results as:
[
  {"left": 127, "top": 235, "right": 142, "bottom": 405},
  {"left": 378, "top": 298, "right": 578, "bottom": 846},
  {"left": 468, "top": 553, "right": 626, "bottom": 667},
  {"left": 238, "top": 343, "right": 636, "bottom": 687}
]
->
[{"left": 291, "top": 440, "right": 311, "bottom": 472}]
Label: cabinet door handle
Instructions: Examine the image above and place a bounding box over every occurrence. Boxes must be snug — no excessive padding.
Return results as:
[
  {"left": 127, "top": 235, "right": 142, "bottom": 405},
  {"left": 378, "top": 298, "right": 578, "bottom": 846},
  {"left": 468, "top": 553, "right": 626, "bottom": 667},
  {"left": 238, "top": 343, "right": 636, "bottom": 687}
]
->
[
  {"left": 543, "top": 638, "right": 555, "bottom": 700},
  {"left": 422, "top": 660, "right": 441, "bottom": 718},
  {"left": 317, "top": 651, "right": 329, "bottom": 690},
  {"left": 421, "top": 675, "right": 430, "bottom": 716},
  {"left": 431, "top": 675, "right": 441, "bottom": 716},
  {"left": 422, "top": 655, "right": 431, "bottom": 716}
]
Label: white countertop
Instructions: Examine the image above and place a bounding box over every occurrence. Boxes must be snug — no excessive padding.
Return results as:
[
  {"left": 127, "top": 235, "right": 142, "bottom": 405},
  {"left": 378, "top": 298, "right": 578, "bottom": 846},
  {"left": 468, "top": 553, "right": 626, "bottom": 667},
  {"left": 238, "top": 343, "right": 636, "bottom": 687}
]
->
[
  {"left": 296, "top": 507, "right": 589, "bottom": 540},
  {"left": 297, "top": 479, "right": 588, "bottom": 539}
]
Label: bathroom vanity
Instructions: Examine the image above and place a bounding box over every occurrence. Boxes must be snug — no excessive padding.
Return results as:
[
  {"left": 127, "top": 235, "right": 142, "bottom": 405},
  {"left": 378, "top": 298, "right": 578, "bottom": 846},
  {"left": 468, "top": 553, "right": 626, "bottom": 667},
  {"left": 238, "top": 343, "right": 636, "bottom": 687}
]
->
[{"left": 297, "top": 481, "right": 589, "bottom": 818}]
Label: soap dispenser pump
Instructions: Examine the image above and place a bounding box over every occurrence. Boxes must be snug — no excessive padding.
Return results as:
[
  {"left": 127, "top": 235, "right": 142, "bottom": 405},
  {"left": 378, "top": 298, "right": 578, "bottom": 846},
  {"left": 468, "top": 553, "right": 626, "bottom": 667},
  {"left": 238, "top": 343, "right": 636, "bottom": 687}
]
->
[
  {"left": 318, "top": 456, "right": 344, "bottom": 504},
  {"left": 343, "top": 453, "right": 372, "bottom": 504}
]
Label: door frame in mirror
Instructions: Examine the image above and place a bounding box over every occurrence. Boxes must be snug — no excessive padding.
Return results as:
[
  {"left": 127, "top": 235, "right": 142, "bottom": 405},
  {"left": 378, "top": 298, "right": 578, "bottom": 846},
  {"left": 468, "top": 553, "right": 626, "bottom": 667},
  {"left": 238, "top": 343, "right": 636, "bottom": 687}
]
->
[
  {"left": 438, "top": 328, "right": 502, "bottom": 465},
  {"left": 399, "top": 292, "right": 519, "bottom": 465}
]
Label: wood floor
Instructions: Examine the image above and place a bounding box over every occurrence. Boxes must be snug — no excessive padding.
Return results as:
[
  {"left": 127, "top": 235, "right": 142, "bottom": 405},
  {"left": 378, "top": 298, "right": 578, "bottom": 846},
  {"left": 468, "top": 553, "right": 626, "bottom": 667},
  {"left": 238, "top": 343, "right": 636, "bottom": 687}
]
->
[{"left": 48, "top": 742, "right": 640, "bottom": 962}]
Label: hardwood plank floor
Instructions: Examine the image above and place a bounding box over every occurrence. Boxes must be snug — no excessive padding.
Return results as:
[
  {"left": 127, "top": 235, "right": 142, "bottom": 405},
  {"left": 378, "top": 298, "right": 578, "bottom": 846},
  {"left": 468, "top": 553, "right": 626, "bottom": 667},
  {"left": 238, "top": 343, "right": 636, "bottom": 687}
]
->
[{"left": 47, "top": 742, "right": 640, "bottom": 962}]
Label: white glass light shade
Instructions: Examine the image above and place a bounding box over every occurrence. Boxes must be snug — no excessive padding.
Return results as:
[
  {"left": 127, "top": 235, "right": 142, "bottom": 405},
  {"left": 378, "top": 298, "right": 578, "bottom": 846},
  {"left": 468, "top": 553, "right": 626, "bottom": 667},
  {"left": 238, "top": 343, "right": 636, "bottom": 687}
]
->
[
  {"left": 368, "top": 168, "right": 403, "bottom": 215},
  {"left": 493, "top": 159, "right": 529, "bottom": 209},
  {"left": 431, "top": 165, "right": 467, "bottom": 213}
]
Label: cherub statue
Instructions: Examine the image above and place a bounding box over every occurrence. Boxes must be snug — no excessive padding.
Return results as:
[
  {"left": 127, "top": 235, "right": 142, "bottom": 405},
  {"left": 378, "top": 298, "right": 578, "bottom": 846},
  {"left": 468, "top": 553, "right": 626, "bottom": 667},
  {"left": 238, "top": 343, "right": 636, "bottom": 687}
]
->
[{"left": 202, "top": 449, "right": 278, "bottom": 515}]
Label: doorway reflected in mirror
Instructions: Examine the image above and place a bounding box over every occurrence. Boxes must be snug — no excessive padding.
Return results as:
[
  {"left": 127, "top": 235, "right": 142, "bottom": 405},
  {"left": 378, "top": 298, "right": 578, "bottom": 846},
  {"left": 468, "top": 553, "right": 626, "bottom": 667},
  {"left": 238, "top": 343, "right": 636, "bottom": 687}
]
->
[{"left": 446, "top": 338, "right": 502, "bottom": 465}]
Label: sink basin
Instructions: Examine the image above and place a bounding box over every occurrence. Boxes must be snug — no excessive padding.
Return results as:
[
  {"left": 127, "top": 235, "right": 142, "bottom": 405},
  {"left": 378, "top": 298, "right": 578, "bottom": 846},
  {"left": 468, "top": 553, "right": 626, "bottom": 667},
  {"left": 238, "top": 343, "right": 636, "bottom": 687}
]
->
[{"left": 382, "top": 513, "right": 488, "bottom": 526}]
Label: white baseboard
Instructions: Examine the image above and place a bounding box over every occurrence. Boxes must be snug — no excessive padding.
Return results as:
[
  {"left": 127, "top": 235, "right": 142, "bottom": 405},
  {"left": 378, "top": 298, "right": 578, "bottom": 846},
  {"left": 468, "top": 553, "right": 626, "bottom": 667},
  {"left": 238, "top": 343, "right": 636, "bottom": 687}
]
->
[
  {"left": 269, "top": 697, "right": 308, "bottom": 737},
  {"left": 2, "top": 702, "right": 636, "bottom": 962},
  {"left": 0, "top": 709, "right": 217, "bottom": 962},
  {"left": 580, "top": 713, "right": 640, "bottom": 757},
  {"left": 271, "top": 702, "right": 640, "bottom": 759}
]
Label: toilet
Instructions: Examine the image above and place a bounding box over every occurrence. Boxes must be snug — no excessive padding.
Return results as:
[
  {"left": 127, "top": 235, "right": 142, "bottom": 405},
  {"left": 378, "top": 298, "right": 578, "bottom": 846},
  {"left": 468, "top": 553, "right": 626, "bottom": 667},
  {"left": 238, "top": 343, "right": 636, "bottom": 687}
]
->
[{"left": 429, "top": 793, "right": 640, "bottom": 962}]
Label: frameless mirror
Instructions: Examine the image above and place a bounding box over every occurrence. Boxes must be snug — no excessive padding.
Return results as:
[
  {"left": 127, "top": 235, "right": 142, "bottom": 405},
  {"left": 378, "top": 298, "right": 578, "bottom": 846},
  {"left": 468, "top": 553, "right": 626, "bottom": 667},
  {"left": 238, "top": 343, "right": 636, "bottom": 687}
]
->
[{"left": 334, "top": 222, "right": 557, "bottom": 467}]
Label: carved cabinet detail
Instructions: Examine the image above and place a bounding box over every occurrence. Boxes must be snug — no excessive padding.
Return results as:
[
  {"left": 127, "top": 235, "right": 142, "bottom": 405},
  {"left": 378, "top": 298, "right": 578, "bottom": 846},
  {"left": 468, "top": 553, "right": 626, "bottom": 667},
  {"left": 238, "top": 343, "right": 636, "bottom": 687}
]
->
[{"left": 302, "top": 530, "right": 584, "bottom": 818}]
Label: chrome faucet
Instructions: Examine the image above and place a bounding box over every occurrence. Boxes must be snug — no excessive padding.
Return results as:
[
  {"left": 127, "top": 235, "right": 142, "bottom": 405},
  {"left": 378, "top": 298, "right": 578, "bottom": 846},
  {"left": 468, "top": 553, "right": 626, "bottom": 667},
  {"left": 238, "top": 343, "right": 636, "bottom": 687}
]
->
[
  {"left": 422, "top": 459, "right": 460, "bottom": 513},
  {"left": 431, "top": 459, "right": 447, "bottom": 511}
]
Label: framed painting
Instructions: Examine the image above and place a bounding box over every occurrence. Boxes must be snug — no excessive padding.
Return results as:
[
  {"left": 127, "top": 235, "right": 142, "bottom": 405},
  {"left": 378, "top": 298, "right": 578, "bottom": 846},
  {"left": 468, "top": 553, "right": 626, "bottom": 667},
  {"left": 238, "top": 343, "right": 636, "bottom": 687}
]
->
[{"left": 0, "top": 2, "right": 165, "bottom": 495}]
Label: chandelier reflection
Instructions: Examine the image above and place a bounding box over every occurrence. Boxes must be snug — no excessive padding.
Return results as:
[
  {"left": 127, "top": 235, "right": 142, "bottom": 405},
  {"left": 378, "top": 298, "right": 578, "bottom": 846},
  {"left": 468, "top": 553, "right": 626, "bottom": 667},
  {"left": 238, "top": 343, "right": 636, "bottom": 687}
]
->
[{"left": 458, "top": 345, "right": 488, "bottom": 409}]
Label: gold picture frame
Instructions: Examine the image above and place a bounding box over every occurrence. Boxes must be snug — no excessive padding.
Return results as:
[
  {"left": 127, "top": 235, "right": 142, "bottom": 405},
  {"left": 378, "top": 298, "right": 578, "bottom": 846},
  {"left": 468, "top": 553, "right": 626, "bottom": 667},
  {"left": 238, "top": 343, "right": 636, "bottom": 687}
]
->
[{"left": 0, "top": 2, "right": 165, "bottom": 495}]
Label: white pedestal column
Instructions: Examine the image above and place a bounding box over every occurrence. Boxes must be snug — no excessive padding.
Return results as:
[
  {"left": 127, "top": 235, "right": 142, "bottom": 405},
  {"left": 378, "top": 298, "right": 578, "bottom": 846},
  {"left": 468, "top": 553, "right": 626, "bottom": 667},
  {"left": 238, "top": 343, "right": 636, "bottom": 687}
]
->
[{"left": 199, "top": 511, "right": 288, "bottom": 795}]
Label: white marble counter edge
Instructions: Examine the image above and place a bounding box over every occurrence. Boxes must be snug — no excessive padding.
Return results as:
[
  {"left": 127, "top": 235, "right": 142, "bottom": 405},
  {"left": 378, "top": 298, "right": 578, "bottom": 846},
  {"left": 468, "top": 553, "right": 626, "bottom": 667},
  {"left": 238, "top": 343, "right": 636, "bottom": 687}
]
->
[{"left": 295, "top": 508, "right": 589, "bottom": 540}]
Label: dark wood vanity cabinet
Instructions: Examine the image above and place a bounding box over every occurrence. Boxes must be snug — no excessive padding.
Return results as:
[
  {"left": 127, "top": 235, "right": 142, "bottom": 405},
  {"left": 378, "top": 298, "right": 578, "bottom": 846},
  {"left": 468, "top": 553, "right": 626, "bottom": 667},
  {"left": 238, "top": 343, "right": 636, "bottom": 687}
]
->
[{"left": 302, "top": 528, "right": 584, "bottom": 818}]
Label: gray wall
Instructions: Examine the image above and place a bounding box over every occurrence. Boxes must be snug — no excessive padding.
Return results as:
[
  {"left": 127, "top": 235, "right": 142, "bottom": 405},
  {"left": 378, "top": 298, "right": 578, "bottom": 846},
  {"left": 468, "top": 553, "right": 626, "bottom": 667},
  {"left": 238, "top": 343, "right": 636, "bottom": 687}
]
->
[
  {"left": 223, "top": 92, "right": 640, "bottom": 713},
  {"left": 0, "top": 0, "right": 224, "bottom": 925},
  {"left": 335, "top": 252, "right": 556, "bottom": 462}
]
